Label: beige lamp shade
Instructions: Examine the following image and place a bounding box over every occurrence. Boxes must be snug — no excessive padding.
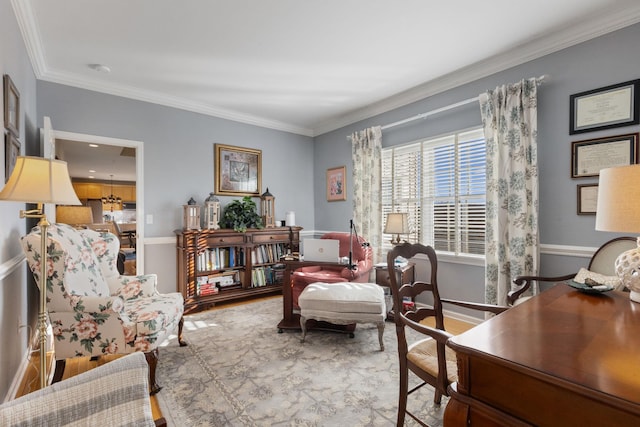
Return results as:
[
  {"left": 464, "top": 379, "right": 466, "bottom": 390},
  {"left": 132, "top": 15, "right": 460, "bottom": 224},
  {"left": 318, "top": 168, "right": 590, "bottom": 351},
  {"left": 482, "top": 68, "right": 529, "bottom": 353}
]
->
[
  {"left": 0, "top": 156, "right": 81, "bottom": 205},
  {"left": 596, "top": 164, "right": 640, "bottom": 303},
  {"left": 384, "top": 212, "right": 409, "bottom": 234},
  {"left": 385, "top": 212, "right": 409, "bottom": 245},
  {"left": 596, "top": 164, "right": 640, "bottom": 233},
  {"left": 56, "top": 206, "right": 94, "bottom": 226}
]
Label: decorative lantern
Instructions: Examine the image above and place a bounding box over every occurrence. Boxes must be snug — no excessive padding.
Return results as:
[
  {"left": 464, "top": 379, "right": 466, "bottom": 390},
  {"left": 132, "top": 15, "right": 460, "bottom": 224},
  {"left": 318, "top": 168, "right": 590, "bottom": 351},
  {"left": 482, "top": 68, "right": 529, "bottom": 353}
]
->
[
  {"left": 260, "top": 188, "right": 275, "bottom": 228},
  {"left": 183, "top": 197, "right": 201, "bottom": 230},
  {"left": 204, "top": 192, "right": 221, "bottom": 230}
]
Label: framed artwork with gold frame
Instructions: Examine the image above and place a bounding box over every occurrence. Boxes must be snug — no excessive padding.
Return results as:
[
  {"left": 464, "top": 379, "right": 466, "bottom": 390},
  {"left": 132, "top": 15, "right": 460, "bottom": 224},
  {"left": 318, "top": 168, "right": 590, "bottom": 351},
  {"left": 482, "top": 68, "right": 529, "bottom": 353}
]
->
[
  {"left": 214, "top": 143, "right": 262, "bottom": 196},
  {"left": 326, "top": 165, "right": 346, "bottom": 202}
]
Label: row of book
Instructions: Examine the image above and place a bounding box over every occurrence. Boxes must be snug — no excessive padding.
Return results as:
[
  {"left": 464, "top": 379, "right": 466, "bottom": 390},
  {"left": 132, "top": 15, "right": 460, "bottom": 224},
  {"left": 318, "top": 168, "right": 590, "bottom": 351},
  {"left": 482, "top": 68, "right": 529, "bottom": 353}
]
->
[
  {"left": 197, "top": 247, "right": 245, "bottom": 272},
  {"left": 251, "top": 265, "right": 286, "bottom": 288},
  {"left": 251, "top": 243, "right": 287, "bottom": 265},
  {"left": 196, "top": 242, "right": 289, "bottom": 272},
  {"left": 196, "top": 270, "right": 241, "bottom": 296}
]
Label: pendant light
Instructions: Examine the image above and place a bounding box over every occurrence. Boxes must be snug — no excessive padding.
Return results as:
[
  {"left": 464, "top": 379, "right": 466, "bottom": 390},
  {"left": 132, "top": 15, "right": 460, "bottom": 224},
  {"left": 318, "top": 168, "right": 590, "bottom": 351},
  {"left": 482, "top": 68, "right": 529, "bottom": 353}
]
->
[{"left": 102, "top": 174, "right": 122, "bottom": 209}]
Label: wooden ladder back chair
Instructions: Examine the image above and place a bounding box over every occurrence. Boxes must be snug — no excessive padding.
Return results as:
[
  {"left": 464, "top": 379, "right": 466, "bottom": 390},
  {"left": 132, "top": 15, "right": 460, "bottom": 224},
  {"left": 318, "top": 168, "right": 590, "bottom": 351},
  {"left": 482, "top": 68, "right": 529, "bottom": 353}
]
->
[{"left": 387, "top": 242, "right": 508, "bottom": 426}]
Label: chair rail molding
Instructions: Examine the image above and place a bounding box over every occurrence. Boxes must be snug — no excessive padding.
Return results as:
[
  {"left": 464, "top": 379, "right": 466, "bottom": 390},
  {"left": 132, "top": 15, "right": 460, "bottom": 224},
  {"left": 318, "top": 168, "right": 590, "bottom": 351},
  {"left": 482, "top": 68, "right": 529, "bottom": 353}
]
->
[
  {"left": 540, "top": 243, "right": 597, "bottom": 258},
  {"left": 0, "top": 254, "right": 26, "bottom": 281}
]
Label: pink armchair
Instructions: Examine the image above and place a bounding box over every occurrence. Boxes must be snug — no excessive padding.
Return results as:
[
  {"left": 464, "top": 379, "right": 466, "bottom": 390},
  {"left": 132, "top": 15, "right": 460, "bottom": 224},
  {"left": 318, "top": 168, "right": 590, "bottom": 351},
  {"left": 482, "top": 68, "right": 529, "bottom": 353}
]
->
[{"left": 292, "top": 232, "right": 373, "bottom": 309}]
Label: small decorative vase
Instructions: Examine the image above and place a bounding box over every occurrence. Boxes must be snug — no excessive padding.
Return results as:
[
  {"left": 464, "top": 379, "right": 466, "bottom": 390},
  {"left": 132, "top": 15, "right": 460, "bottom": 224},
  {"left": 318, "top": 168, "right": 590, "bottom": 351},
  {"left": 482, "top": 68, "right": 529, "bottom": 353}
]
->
[{"left": 615, "top": 237, "right": 640, "bottom": 303}]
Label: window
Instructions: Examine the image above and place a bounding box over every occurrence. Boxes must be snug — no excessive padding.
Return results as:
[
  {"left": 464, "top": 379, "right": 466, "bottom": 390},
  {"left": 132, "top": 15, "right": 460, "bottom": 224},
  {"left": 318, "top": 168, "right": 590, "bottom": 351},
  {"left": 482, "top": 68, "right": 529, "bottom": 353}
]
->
[{"left": 382, "top": 128, "right": 486, "bottom": 257}]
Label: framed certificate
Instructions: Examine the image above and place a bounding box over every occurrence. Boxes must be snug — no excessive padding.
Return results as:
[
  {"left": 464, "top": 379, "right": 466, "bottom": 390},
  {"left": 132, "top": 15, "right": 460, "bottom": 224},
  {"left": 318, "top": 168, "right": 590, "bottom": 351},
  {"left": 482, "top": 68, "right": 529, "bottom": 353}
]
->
[
  {"left": 577, "top": 184, "right": 598, "bottom": 215},
  {"left": 570, "top": 80, "right": 640, "bottom": 134},
  {"left": 571, "top": 133, "right": 638, "bottom": 178}
]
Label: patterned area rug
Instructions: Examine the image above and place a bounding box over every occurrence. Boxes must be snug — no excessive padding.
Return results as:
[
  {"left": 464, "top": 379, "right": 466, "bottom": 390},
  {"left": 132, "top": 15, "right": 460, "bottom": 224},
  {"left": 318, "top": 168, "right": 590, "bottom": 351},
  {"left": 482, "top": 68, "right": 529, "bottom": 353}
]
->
[{"left": 156, "top": 297, "right": 446, "bottom": 426}]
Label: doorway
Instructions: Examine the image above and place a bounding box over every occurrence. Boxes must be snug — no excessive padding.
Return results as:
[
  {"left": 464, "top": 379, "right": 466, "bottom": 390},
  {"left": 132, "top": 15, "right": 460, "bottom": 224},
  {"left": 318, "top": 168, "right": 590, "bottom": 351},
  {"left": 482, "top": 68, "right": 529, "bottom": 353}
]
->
[{"left": 49, "top": 129, "right": 146, "bottom": 273}]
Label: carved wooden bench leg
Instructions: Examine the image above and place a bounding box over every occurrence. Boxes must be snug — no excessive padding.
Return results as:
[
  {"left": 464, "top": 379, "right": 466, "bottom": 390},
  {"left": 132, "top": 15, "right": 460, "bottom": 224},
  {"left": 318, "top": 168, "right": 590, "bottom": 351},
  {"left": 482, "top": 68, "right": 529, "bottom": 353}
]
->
[
  {"left": 178, "top": 316, "right": 187, "bottom": 347},
  {"left": 145, "top": 349, "right": 162, "bottom": 395},
  {"left": 52, "top": 359, "right": 66, "bottom": 384}
]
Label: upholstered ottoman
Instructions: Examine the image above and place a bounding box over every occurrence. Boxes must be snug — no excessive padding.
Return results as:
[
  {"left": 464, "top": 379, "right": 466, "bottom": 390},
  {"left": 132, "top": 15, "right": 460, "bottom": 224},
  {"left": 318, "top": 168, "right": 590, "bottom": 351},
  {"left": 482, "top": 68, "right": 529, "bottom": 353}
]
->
[{"left": 298, "top": 282, "right": 386, "bottom": 350}]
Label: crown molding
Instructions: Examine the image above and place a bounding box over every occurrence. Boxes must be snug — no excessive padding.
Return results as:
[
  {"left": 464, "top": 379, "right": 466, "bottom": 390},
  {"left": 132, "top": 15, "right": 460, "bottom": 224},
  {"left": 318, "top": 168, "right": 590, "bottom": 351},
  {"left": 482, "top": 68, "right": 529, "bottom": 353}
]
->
[
  {"left": 40, "top": 68, "right": 316, "bottom": 136},
  {"left": 11, "top": 0, "right": 47, "bottom": 78}
]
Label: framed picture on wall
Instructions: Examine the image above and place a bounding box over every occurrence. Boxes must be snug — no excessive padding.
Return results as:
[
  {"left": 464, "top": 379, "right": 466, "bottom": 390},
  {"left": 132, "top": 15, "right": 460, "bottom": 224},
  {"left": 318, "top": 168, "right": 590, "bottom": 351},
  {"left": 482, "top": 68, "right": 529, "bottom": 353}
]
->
[
  {"left": 214, "top": 143, "right": 262, "bottom": 196},
  {"left": 570, "top": 80, "right": 640, "bottom": 134},
  {"left": 5, "top": 133, "right": 20, "bottom": 183},
  {"left": 571, "top": 133, "right": 638, "bottom": 178},
  {"left": 577, "top": 183, "right": 598, "bottom": 215},
  {"left": 326, "top": 165, "right": 346, "bottom": 202},
  {"left": 3, "top": 74, "right": 20, "bottom": 137}
]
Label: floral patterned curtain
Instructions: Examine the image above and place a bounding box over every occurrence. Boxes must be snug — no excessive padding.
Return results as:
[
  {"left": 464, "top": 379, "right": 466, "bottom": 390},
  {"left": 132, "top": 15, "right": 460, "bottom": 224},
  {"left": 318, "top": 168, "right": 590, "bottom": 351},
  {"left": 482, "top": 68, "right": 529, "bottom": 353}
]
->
[
  {"left": 350, "top": 126, "right": 382, "bottom": 264},
  {"left": 479, "top": 78, "right": 539, "bottom": 306}
]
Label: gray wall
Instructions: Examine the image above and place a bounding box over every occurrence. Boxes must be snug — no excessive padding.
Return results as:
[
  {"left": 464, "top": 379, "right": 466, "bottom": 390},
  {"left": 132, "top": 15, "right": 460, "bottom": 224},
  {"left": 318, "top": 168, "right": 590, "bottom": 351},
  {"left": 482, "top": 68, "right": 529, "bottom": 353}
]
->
[
  {"left": 36, "top": 83, "right": 316, "bottom": 237},
  {"left": 0, "top": 1, "right": 39, "bottom": 400},
  {"left": 314, "top": 23, "right": 640, "bottom": 306},
  {"left": 36, "top": 82, "right": 315, "bottom": 294}
]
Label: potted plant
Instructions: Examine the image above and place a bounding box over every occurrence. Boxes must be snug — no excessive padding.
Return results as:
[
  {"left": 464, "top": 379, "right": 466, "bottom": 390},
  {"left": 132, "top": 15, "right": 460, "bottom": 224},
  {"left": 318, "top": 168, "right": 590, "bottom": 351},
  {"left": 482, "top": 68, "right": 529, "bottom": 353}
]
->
[{"left": 221, "top": 196, "right": 263, "bottom": 232}]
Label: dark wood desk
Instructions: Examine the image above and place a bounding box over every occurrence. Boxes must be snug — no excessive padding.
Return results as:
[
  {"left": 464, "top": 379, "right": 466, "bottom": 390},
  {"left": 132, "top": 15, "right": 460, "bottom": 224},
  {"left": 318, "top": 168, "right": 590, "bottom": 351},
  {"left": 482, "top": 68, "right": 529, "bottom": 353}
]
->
[
  {"left": 445, "top": 284, "right": 640, "bottom": 426},
  {"left": 277, "top": 260, "right": 356, "bottom": 333}
]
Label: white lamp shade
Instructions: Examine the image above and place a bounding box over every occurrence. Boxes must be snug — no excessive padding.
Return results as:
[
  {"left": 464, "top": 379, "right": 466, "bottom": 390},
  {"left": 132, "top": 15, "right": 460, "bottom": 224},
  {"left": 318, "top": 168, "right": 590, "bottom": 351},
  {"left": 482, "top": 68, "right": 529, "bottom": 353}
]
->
[
  {"left": 384, "top": 212, "right": 409, "bottom": 234},
  {"left": 596, "top": 164, "right": 640, "bottom": 233},
  {"left": 0, "top": 156, "right": 80, "bottom": 205}
]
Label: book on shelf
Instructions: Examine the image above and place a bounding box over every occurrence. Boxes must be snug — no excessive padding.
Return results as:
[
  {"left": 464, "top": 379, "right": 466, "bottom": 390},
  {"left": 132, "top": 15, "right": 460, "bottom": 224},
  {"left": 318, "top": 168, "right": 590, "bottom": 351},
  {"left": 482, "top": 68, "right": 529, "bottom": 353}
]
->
[
  {"left": 196, "top": 276, "right": 219, "bottom": 296},
  {"left": 197, "top": 247, "right": 245, "bottom": 271}
]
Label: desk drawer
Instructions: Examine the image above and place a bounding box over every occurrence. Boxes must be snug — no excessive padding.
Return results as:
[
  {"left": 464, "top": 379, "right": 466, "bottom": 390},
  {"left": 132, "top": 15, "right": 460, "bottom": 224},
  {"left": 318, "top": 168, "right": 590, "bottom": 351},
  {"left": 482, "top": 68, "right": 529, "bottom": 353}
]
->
[
  {"left": 252, "top": 233, "right": 289, "bottom": 243},
  {"left": 207, "top": 235, "right": 245, "bottom": 245}
]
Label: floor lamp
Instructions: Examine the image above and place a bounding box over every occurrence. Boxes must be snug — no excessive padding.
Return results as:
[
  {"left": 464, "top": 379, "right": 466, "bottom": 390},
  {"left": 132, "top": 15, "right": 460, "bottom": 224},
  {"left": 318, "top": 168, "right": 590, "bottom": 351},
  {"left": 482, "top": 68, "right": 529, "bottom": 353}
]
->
[{"left": 0, "top": 156, "right": 80, "bottom": 389}]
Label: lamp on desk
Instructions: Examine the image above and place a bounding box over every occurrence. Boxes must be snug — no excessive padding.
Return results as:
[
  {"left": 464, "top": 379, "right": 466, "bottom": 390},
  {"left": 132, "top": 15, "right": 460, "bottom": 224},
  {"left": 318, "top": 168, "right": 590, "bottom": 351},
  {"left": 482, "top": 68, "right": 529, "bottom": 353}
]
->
[
  {"left": 384, "top": 212, "right": 409, "bottom": 245},
  {"left": 0, "top": 156, "right": 81, "bottom": 389},
  {"left": 596, "top": 164, "right": 640, "bottom": 303}
]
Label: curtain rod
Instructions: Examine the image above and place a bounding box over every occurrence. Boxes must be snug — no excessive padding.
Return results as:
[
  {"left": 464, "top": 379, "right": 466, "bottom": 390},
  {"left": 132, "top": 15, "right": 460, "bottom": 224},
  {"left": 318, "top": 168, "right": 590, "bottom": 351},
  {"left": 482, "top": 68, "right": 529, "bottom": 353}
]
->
[{"left": 381, "top": 75, "right": 548, "bottom": 131}]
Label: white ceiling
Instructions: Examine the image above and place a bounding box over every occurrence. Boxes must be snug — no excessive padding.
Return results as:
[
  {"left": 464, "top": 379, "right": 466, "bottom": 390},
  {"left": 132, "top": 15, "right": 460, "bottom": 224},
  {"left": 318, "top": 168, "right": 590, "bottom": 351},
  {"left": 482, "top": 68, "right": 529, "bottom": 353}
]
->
[
  {"left": 13, "top": 0, "right": 640, "bottom": 137},
  {"left": 55, "top": 138, "right": 136, "bottom": 182}
]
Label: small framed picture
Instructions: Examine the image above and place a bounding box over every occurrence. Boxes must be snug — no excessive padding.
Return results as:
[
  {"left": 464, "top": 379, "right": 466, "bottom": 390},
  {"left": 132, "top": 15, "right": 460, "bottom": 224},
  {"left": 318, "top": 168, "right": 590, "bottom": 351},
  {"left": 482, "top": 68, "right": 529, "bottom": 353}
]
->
[
  {"left": 5, "top": 133, "right": 20, "bottom": 182},
  {"left": 326, "top": 165, "right": 346, "bottom": 202},
  {"left": 214, "top": 143, "right": 262, "bottom": 196},
  {"left": 571, "top": 133, "right": 638, "bottom": 178},
  {"left": 3, "top": 74, "right": 20, "bottom": 137},
  {"left": 570, "top": 80, "right": 640, "bottom": 134},
  {"left": 577, "top": 184, "right": 598, "bottom": 215}
]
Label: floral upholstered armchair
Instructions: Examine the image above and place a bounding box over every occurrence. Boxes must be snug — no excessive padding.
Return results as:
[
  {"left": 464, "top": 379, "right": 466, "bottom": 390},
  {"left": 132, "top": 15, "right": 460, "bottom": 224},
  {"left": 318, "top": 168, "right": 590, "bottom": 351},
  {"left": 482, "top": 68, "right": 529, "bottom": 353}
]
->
[{"left": 21, "top": 223, "right": 186, "bottom": 394}]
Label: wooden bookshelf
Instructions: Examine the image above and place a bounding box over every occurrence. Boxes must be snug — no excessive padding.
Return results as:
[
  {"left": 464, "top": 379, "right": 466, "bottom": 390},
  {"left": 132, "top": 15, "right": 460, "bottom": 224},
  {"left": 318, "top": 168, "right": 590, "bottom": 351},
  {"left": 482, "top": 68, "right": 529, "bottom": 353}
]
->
[{"left": 175, "top": 227, "right": 302, "bottom": 313}]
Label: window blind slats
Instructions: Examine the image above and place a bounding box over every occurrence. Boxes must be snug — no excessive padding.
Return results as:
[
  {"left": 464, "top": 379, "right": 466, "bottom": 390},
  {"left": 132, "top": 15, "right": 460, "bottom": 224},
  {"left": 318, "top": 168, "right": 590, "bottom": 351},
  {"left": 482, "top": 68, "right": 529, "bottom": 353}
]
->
[{"left": 382, "top": 128, "right": 486, "bottom": 255}]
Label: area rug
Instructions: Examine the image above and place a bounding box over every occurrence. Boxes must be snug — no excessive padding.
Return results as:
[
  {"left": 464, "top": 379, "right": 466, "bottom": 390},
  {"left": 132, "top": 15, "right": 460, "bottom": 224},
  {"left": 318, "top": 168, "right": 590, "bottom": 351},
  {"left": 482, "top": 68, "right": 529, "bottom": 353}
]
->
[{"left": 156, "top": 297, "right": 446, "bottom": 426}]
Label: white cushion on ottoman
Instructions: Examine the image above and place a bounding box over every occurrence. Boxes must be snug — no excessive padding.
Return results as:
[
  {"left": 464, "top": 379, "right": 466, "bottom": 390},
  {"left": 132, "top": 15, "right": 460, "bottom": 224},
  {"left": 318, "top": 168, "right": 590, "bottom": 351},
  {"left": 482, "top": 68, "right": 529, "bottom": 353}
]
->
[
  {"left": 298, "top": 282, "right": 385, "bottom": 314},
  {"left": 298, "top": 282, "right": 386, "bottom": 350}
]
